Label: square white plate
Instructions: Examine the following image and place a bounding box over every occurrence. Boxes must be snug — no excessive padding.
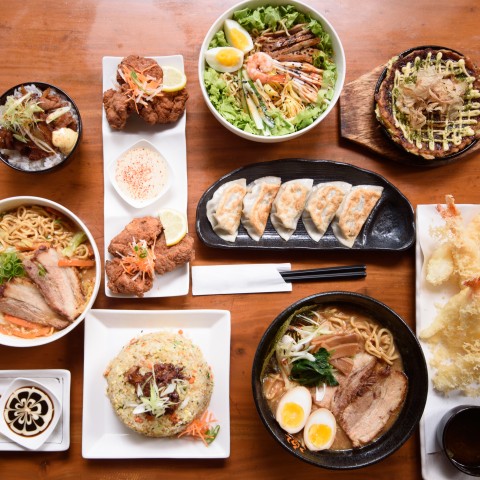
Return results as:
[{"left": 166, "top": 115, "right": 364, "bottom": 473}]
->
[
  {"left": 0, "top": 369, "right": 70, "bottom": 451},
  {"left": 82, "top": 309, "right": 231, "bottom": 459},
  {"left": 102, "top": 55, "right": 189, "bottom": 298},
  {"left": 416, "top": 204, "right": 480, "bottom": 480}
]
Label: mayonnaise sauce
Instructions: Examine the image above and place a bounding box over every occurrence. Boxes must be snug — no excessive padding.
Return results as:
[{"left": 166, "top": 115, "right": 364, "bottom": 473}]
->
[{"left": 115, "top": 146, "right": 169, "bottom": 201}]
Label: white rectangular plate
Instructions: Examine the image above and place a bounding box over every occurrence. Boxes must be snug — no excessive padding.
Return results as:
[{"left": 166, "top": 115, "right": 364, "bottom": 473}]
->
[
  {"left": 0, "top": 369, "right": 70, "bottom": 451},
  {"left": 416, "top": 204, "right": 480, "bottom": 480},
  {"left": 102, "top": 55, "right": 189, "bottom": 298},
  {"left": 82, "top": 309, "right": 231, "bottom": 459}
]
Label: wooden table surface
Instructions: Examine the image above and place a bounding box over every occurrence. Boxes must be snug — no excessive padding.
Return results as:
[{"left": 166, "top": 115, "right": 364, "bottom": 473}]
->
[{"left": 1, "top": 0, "right": 479, "bottom": 478}]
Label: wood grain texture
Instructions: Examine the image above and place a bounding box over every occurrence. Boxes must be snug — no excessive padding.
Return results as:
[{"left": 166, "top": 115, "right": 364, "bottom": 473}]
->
[{"left": 0, "top": 0, "right": 479, "bottom": 478}]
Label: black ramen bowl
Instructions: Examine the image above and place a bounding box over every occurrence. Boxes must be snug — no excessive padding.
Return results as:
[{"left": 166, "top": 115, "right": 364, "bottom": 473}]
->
[
  {"left": 251, "top": 291, "right": 428, "bottom": 470},
  {"left": 374, "top": 45, "right": 479, "bottom": 168},
  {"left": 0, "top": 82, "right": 82, "bottom": 173}
]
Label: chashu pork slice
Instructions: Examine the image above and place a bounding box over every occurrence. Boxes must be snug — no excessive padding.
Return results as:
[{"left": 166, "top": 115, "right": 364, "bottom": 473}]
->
[
  {"left": 339, "top": 370, "right": 408, "bottom": 447},
  {"left": 331, "top": 352, "right": 377, "bottom": 417},
  {"left": 0, "top": 278, "right": 69, "bottom": 330},
  {"left": 23, "top": 247, "right": 85, "bottom": 322}
]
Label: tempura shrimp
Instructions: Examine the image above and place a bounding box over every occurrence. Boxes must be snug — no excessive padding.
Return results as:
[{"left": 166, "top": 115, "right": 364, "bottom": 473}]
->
[{"left": 246, "top": 52, "right": 286, "bottom": 84}]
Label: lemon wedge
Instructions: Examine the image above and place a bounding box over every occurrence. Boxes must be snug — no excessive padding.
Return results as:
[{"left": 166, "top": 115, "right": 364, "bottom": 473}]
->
[
  {"left": 159, "top": 208, "right": 188, "bottom": 246},
  {"left": 161, "top": 66, "right": 187, "bottom": 93}
]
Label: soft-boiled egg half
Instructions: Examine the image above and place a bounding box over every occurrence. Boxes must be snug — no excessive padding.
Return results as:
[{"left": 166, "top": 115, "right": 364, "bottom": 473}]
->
[
  {"left": 303, "top": 408, "right": 337, "bottom": 451},
  {"left": 275, "top": 386, "right": 312, "bottom": 434},
  {"left": 205, "top": 47, "right": 244, "bottom": 73},
  {"left": 224, "top": 19, "right": 254, "bottom": 53}
]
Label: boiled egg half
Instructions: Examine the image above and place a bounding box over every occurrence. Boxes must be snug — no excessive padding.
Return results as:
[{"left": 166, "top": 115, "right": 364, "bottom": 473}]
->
[
  {"left": 204, "top": 47, "right": 244, "bottom": 73},
  {"left": 303, "top": 408, "right": 337, "bottom": 451},
  {"left": 275, "top": 386, "right": 312, "bottom": 434},
  {"left": 224, "top": 19, "right": 254, "bottom": 53}
]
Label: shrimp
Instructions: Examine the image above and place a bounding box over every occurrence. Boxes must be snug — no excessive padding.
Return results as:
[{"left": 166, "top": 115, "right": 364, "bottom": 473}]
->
[{"left": 246, "top": 52, "right": 286, "bottom": 84}]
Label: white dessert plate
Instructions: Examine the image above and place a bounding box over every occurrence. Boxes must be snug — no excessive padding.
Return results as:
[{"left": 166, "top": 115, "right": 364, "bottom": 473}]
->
[
  {"left": 0, "top": 369, "right": 70, "bottom": 451},
  {"left": 102, "top": 55, "right": 189, "bottom": 298},
  {"left": 82, "top": 309, "right": 231, "bottom": 459}
]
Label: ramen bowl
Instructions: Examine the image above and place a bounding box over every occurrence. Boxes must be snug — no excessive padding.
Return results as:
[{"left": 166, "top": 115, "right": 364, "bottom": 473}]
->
[
  {"left": 252, "top": 291, "right": 428, "bottom": 469},
  {"left": 0, "top": 82, "right": 82, "bottom": 173},
  {"left": 198, "top": 0, "right": 345, "bottom": 143},
  {"left": 0, "top": 196, "right": 100, "bottom": 347}
]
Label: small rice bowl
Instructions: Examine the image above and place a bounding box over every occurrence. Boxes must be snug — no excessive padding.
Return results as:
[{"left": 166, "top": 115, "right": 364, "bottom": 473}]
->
[{"left": 105, "top": 331, "right": 214, "bottom": 437}]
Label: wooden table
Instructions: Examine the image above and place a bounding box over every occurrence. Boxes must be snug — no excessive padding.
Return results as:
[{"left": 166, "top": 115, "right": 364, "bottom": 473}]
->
[{"left": 1, "top": 0, "right": 479, "bottom": 478}]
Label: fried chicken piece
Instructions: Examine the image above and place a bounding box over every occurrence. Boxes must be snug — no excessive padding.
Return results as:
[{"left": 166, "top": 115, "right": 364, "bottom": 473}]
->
[
  {"left": 154, "top": 233, "right": 195, "bottom": 275},
  {"left": 103, "top": 88, "right": 132, "bottom": 130},
  {"left": 109, "top": 216, "right": 162, "bottom": 256},
  {"left": 117, "top": 55, "right": 163, "bottom": 84},
  {"left": 138, "top": 89, "right": 188, "bottom": 125},
  {"left": 108, "top": 216, "right": 162, "bottom": 257},
  {"left": 105, "top": 257, "right": 153, "bottom": 298}
]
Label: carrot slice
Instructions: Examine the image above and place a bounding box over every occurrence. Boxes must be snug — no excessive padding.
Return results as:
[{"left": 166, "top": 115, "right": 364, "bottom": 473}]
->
[
  {"left": 4, "top": 314, "right": 42, "bottom": 330},
  {"left": 2, "top": 314, "right": 54, "bottom": 338},
  {"left": 0, "top": 323, "right": 53, "bottom": 339},
  {"left": 58, "top": 258, "right": 95, "bottom": 267}
]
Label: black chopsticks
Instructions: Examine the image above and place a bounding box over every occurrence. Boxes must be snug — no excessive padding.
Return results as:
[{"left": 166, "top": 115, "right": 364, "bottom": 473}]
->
[{"left": 280, "top": 264, "right": 366, "bottom": 282}]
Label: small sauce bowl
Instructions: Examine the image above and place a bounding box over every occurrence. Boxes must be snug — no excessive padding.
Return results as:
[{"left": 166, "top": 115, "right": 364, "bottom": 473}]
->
[
  {"left": 437, "top": 405, "right": 480, "bottom": 476},
  {"left": 0, "top": 377, "right": 61, "bottom": 450},
  {"left": 108, "top": 139, "right": 173, "bottom": 209}
]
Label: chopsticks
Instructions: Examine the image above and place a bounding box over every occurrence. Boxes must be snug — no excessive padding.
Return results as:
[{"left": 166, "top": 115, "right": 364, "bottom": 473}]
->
[{"left": 280, "top": 264, "right": 366, "bottom": 283}]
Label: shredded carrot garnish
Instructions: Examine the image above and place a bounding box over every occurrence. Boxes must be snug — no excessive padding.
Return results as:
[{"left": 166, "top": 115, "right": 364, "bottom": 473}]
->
[
  {"left": 118, "top": 65, "right": 163, "bottom": 113},
  {"left": 178, "top": 410, "right": 219, "bottom": 446},
  {"left": 189, "top": 376, "right": 196, "bottom": 384},
  {"left": 120, "top": 239, "right": 156, "bottom": 281}
]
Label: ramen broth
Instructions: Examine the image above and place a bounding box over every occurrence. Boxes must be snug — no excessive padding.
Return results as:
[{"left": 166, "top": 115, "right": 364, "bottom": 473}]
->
[{"left": 262, "top": 304, "right": 406, "bottom": 451}]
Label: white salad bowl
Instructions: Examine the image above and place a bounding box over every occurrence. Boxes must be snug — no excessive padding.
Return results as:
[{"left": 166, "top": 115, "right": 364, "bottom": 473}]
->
[
  {"left": 0, "top": 196, "right": 101, "bottom": 347},
  {"left": 198, "top": 0, "right": 346, "bottom": 143},
  {"left": 107, "top": 139, "right": 173, "bottom": 209}
]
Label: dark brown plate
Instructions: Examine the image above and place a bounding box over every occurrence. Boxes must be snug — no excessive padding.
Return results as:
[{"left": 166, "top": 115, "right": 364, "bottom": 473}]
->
[{"left": 196, "top": 158, "right": 415, "bottom": 251}]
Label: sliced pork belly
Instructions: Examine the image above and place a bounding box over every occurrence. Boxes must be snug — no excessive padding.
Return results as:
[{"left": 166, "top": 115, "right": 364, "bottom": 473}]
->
[
  {"left": 339, "top": 370, "right": 408, "bottom": 447},
  {"left": 331, "top": 352, "right": 377, "bottom": 416},
  {"left": 0, "top": 278, "right": 69, "bottom": 330},
  {"left": 23, "top": 247, "right": 85, "bottom": 322}
]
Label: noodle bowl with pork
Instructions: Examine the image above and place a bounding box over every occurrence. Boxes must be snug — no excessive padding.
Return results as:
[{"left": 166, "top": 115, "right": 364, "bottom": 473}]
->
[
  {"left": 0, "top": 196, "right": 100, "bottom": 347},
  {"left": 252, "top": 292, "right": 428, "bottom": 469}
]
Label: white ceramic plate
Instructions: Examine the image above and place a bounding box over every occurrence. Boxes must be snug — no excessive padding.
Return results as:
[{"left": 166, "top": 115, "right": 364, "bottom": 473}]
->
[
  {"left": 82, "top": 309, "right": 231, "bottom": 459},
  {"left": 102, "top": 55, "right": 189, "bottom": 298},
  {"left": 0, "top": 369, "right": 70, "bottom": 451},
  {"left": 416, "top": 204, "right": 480, "bottom": 480}
]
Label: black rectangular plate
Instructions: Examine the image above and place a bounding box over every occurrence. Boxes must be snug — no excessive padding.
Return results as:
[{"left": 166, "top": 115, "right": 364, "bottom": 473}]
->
[{"left": 196, "top": 159, "right": 415, "bottom": 251}]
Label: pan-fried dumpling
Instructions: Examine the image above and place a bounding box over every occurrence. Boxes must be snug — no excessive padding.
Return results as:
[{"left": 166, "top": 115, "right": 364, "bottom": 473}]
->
[
  {"left": 270, "top": 178, "right": 313, "bottom": 241},
  {"left": 207, "top": 178, "right": 247, "bottom": 242},
  {"left": 332, "top": 185, "right": 384, "bottom": 248},
  {"left": 302, "top": 181, "right": 352, "bottom": 242},
  {"left": 241, "top": 176, "right": 281, "bottom": 241}
]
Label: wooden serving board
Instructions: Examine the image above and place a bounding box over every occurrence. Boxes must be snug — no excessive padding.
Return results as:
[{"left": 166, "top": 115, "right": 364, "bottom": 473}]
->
[{"left": 339, "top": 65, "right": 480, "bottom": 167}]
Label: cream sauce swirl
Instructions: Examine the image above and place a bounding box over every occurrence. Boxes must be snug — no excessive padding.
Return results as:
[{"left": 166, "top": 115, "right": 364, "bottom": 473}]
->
[{"left": 115, "top": 146, "right": 169, "bottom": 201}]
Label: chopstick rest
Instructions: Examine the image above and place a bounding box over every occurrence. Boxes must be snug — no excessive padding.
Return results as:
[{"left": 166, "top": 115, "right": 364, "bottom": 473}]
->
[{"left": 192, "top": 263, "right": 292, "bottom": 296}]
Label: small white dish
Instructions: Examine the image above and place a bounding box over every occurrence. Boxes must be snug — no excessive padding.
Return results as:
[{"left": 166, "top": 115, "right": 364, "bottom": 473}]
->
[
  {"left": 0, "top": 377, "right": 62, "bottom": 450},
  {"left": 82, "top": 309, "right": 231, "bottom": 459},
  {"left": 108, "top": 139, "right": 173, "bottom": 209}
]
